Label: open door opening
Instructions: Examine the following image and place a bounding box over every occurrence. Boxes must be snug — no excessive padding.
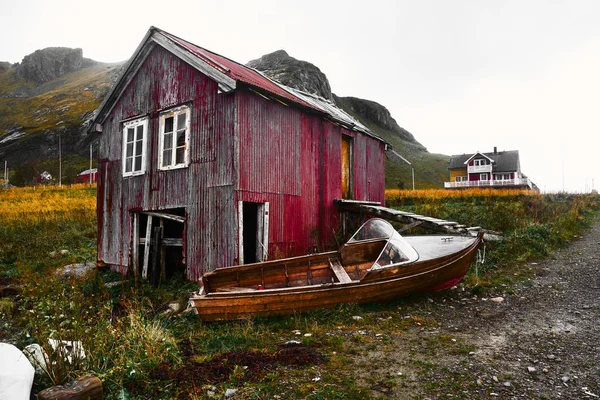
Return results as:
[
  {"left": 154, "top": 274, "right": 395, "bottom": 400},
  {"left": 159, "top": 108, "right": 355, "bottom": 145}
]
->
[
  {"left": 341, "top": 135, "right": 354, "bottom": 199},
  {"left": 132, "top": 208, "right": 185, "bottom": 285},
  {"left": 238, "top": 201, "right": 269, "bottom": 265}
]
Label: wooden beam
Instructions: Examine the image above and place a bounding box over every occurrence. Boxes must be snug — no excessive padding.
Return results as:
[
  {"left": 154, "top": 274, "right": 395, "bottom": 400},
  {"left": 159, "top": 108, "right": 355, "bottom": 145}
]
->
[
  {"left": 140, "top": 211, "right": 184, "bottom": 223},
  {"left": 140, "top": 238, "right": 182, "bottom": 246},
  {"left": 132, "top": 213, "right": 139, "bottom": 280},
  {"left": 142, "top": 215, "right": 152, "bottom": 279}
]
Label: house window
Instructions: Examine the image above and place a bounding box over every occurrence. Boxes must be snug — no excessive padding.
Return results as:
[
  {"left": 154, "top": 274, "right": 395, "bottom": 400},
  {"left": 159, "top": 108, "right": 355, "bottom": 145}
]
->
[
  {"left": 494, "top": 173, "right": 511, "bottom": 181},
  {"left": 122, "top": 117, "right": 148, "bottom": 177},
  {"left": 455, "top": 176, "right": 467, "bottom": 182},
  {"left": 474, "top": 159, "right": 488, "bottom": 166},
  {"left": 480, "top": 173, "right": 489, "bottom": 181},
  {"left": 159, "top": 105, "right": 190, "bottom": 170}
]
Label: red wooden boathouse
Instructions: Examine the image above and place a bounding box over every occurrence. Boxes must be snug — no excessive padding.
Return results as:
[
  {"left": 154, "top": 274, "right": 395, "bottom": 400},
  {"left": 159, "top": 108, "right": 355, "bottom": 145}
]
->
[{"left": 90, "top": 27, "right": 388, "bottom": 281}]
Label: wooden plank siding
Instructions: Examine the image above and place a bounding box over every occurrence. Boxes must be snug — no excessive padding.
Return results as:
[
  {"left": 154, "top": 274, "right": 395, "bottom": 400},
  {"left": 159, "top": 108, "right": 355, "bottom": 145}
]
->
[{"left": 97, "top": 44, "right": 386, "bottom": 280}]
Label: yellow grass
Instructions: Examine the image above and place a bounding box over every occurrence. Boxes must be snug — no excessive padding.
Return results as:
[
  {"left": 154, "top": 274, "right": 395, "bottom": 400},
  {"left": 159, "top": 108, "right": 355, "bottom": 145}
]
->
[
  {"left": 0, "top": 184, "right": 96, "bottom": 223},
  {"left": 385, "top": 188, "right": 538, "bottom": 200}
]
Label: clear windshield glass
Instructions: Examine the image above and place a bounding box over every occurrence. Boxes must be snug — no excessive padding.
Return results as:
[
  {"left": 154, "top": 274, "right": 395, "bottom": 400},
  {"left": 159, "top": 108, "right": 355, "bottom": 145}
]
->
[
  {"left": 348, "top": 218, "right": 395, "bottom": 242},
  {"left": 348, "top": 218, "right": 419, "bottom": 270}
]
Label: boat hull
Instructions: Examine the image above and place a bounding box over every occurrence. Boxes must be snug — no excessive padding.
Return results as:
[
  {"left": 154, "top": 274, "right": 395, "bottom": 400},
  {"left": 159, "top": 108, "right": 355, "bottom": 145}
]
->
[{"left": 189, "top": 233, "right": 482, "bottom": 321}]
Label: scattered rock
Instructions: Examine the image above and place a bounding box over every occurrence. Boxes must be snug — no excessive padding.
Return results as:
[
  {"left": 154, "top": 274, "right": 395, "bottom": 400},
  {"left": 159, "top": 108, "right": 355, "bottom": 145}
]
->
[
  {"left": 528, "top": 366, "right": 537, "bottom": 373},
  {"left": 55, "top": 263, "right": 95, "bottom": 279},
  {"left": 352, "top": 315, "right": 363, "bottom": 321},
  {"left": 37, "top": 375, "right": 103, "bottom": 400},
  {"left": 224, "top": 388, "right": 238, "bottom": 398},
  {"left": 561, "top": 376, "right": 570, "bottom": 383},
  {"left": 490, "top": 297, "right": 504, "bottom": 303},
  {"left": 23, "top": 343, "right": 48, "bottom": 373}
]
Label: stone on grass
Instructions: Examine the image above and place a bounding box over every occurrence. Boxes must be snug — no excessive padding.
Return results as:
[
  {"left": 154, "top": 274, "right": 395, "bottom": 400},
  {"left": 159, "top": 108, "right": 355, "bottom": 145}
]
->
[
  {"left": 225, "top": 388, "right": 238, "bottom": 398},
  {"left": 527, "top": 366, "right": 537, "bottom": 373},
  {"left": 37, "top": 375, "right": 103, "bottom": 400},
  {"left": 490, "top": 297, "right": 504, "bottom": 303},
  {"left": 23, "top": 343, "right": 49, "bottom": 373},
  {"left": 0, "top": 343, "right": 35, "bottom": 400},
  {"left": 55, "top": 263, "right": 95, "bottom": 279}
]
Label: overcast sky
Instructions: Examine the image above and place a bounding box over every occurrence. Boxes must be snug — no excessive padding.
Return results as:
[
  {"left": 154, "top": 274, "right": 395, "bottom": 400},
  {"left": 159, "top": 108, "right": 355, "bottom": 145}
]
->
[{"left": 2, "top": 0, "right": 599, "bottom": 192}]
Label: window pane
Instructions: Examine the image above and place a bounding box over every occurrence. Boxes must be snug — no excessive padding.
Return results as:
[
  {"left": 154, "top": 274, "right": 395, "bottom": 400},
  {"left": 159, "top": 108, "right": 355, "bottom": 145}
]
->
[
  {"left": 134, "top": 155, "right": 142, "bottom": 171},
  {"left": 163, "top": 149, "right": 172, "bottom": 167},
  {"left": 164, "top": 116, "right": 174, "bottom": 133},
  {"left": 125, "top": 158, "right": 132, "bottom": 173},
  {"left": 126, "top": 142, "right": 133, "bottom": 158},
  {"left": 136, "top": 124, "right": 144, "bottom": 141},
  {"left": 163, "top": 132, "right": 173, "bottom": 150},
  {"left": 135, "top": 140, "right": 143, "bottom": 156},
  {"left": 176, "top": 130, "right": 186, "bottom": 147},
  {"left": 176, "top": 148, "right": 185, "bottom": 164},
  {"left": 127, "top": 127, "right": 134, "bottom": 143},
  {"left": 177, "top": 113, "right": 187, "bottom": 131}
]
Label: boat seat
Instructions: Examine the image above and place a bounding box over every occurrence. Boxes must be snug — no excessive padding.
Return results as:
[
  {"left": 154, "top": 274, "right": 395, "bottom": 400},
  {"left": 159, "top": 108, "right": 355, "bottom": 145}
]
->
[{"left": 329, "top": 257, "right": 352, "bottom": 283}]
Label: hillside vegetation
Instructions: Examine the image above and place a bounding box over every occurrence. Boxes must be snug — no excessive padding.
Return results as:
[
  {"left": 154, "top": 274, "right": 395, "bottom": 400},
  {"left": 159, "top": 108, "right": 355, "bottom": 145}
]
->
[
  {"left": 0, "top": 59, "right": 122, "bottom": 184},
  {"left": 0, "top": 186, "right": 598, "bottom": 398}
]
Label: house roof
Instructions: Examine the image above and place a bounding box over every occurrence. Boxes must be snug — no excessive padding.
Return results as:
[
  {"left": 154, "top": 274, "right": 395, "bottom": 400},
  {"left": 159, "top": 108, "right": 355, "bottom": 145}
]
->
[
  {"left": 91, "top": 27, "right": 382, "bottom": 142},
  {"left": 448, "top": 150, "right": 520, "bottom": 172}
]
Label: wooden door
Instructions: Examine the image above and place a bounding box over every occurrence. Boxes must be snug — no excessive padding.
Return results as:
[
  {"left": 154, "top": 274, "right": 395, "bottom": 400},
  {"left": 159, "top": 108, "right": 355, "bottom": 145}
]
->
[{"left": 341, "top": 135, "right": 353, "bottom": 199}]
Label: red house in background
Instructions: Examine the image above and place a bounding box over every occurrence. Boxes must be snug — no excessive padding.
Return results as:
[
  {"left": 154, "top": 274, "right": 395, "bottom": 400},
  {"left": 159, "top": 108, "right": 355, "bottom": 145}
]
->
[
  {"left": 445, "top": 148, "right": 534, "bottom": 189},
  {"left": 74, "top": 168, "right": 97, "bottom": 184},
  {"left": 90, "top": 27, "right": 388, "bottom": 281}
]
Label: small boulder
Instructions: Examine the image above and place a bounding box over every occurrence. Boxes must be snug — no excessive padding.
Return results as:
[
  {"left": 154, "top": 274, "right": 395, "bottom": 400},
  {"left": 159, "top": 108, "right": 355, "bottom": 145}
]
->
[
  {"left": 55, "top": 263, "right": 95, "bottom": 279},
  {"left": 37, "top": 375, "right": 103, "bottom": 400},
  {"left": 490, "top": 297, "right": 504, "bottom": 303},
  {"left": 225, "top": 388, "right": 238, "bottom": 398}
]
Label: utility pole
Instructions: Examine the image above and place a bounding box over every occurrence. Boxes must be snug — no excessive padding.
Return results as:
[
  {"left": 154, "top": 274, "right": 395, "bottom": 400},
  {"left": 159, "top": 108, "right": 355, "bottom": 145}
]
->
[
  {"left": 89, "top": 142, "right": 93, "bottom": 187},
  {"left": 388, "top": 149, "right": 415, "bottom": 190},
  {"left": 58, "top": 135, "right": 62, "bottom": 187}
]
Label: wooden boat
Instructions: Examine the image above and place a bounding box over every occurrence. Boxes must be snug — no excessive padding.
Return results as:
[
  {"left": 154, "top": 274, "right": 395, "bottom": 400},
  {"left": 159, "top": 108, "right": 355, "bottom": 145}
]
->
[{"left": 189, "top": 218, "right": 483, "bottom": 321}]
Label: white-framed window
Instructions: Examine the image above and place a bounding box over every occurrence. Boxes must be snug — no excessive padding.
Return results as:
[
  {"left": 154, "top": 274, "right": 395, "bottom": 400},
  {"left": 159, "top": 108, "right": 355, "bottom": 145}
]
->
[
  {"left": 480, "top": 173, "right": 489, "bottom": 181},
  {"left": 494, "top": 173, "right": 511, "bottom": 181},
  {"left": 474, "top": 159, "right": 489, "bottom": 166},
  {"left": 159, "top": 105, "right": 190, "bottom": 170},
  {"left": 455, "top": 176, "right": 468, "bottom": 182},
  {"left": 122, "top": 117, "right": 148, "bottom": 177}
]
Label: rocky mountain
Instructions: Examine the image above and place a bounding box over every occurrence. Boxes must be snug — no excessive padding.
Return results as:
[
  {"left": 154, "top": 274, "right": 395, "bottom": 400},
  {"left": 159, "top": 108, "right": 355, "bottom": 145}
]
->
[
  {"left": 247, "top": 50, "right": 334, "bottom": 101},
  {"left": 0, "top": 48, "right": 123, "bottom": 184},
  {"left": 16, "top": 47, "right": 96, "bottom": 85},
  {"left": 0, "top": 46, "right": 448, "bottom": 188}
]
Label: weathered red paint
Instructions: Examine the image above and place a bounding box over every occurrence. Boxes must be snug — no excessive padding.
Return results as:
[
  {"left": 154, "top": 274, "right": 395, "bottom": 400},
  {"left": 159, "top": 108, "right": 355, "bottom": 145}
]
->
[{"left": 96, "top": 31, "right": 386, "bottom": 281}]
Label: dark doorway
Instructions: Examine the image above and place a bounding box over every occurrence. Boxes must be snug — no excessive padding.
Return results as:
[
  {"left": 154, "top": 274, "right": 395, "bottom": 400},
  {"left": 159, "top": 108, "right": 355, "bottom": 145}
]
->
[{"left": 242, "top": 202, "right": 259, "bottom": 264}]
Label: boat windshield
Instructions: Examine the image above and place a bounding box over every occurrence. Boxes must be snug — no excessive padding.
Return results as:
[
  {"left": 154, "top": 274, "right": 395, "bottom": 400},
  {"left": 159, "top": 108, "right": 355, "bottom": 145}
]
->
[
  {"left": 348, "top": 218, "right": 419, "bottom": 270},
  {"left": 348, "top": 218, "right": 396, "bottom": 242}
]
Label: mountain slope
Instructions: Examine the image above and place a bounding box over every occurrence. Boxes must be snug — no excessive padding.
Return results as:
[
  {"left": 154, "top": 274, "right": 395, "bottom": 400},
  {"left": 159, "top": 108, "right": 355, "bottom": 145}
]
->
[{"left": 0, "top": 49, "right": 123, "bottom": 184}]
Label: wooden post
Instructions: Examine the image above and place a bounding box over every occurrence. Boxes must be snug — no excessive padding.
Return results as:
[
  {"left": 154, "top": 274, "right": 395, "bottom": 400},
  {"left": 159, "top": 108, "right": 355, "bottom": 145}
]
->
[
  {"left": 160, "top": 218, "right": 166, "bottom": 283},
  {"left": 142, "top": 215, "right": 153, "bottom": 279},
  {"left": 132, "top": 213, "right": 139, "bottom": 280},
  {"left": 151, "top": 226, "right": 163, "bottom": 287}
]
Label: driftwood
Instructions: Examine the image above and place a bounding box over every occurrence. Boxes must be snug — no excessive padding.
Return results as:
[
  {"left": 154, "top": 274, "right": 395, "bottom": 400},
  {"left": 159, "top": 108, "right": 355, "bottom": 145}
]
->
[{"left": 37, "top": 375, "right": 102, "bottom": 400}]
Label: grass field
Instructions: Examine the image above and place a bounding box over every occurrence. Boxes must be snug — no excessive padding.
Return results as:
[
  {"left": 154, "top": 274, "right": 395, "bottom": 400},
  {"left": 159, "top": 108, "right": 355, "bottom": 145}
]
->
[{"left": 0, "top": 186, "right": 598, "bottom": 398}]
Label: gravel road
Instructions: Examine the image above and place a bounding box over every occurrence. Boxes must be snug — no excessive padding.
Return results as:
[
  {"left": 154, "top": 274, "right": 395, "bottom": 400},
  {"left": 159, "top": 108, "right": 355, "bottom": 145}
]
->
[{"left": 353, "top": 218, "right": 600, "bottom": 399}]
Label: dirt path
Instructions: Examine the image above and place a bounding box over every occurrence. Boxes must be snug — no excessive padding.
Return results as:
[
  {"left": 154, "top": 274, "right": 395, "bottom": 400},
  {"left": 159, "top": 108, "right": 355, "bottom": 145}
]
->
[{"left": 354, "top": 217, "right": 600, "bottom": 399}]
